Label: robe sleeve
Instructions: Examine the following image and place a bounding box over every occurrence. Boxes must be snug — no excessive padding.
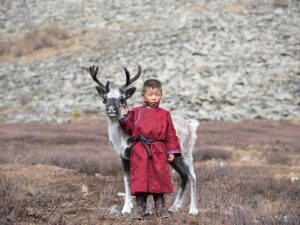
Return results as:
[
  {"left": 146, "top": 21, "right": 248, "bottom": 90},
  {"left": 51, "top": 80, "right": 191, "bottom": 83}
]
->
[
  {"left": 119, "top": 110, "right": 134, "bottom": 135},
  {"left": 165, "top": 112, "right": 181, "bottom": 156}
]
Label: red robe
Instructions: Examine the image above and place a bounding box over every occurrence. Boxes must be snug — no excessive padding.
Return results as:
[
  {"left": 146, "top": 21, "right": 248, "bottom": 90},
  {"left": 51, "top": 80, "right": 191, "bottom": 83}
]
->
[{"left": 119, "top": 104, "right": 181, "bottom": 195}]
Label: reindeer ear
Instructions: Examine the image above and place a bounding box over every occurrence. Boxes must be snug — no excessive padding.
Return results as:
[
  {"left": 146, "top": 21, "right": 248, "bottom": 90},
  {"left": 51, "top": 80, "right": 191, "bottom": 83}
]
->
[
  {"left": 125, "top": 87, "right": 136, "bottom": 99},
  {"left": 96, "top": 86, "right": 106, "bottom": 98}
]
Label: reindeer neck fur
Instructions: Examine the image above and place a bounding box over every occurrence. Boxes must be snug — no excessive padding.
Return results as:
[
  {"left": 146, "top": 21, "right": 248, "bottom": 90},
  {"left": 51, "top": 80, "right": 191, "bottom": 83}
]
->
[{"left": 107, "top": 116, "right": 130, "bottom": 160}]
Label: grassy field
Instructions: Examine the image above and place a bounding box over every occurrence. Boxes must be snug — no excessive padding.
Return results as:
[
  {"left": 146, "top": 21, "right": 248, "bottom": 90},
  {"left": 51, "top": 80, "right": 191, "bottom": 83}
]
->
[{"left": 0, "top": 120, "right": 299, "bottom": 225}]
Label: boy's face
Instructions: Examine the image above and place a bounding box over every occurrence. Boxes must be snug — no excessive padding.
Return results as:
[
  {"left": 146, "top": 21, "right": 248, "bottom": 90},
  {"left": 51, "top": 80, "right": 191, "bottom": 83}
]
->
[{"left": 142, "top": 87, "right": 162, "bottom": 107}]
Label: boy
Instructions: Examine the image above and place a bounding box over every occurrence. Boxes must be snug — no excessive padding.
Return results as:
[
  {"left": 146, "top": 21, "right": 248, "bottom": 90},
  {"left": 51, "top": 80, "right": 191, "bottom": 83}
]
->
[{"left": 119, "top": 79, "right": 181, "bottom": 219}]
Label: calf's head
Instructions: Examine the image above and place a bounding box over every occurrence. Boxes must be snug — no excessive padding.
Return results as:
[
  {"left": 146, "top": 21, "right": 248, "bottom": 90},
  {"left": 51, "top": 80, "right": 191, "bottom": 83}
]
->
[{"left": 89, "top": 65, "right": 142, "bottom": 118}]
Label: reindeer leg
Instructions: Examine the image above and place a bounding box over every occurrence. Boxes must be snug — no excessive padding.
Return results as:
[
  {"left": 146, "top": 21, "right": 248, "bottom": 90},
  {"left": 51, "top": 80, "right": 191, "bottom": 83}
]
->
[
  {"left": 169, "top": 157, "right": 188, "bottom": 212},
  {"left": 186, "top": 158, "right": 198, "bottom": 215},
  {"left": 121, "top": 158, "right": 133, "bottom": 214}
]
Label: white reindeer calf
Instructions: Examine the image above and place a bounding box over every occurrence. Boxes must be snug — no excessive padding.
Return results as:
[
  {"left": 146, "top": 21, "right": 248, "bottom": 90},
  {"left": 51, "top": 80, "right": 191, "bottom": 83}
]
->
[{"left": 88, "top": 65, "right": 199, "bottom": 215}]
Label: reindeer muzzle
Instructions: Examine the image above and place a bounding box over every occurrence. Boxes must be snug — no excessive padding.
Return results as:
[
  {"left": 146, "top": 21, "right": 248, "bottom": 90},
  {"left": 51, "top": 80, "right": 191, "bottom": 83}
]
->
[{"left": 106, "top": 105, "right": 118, "bottom": 117}]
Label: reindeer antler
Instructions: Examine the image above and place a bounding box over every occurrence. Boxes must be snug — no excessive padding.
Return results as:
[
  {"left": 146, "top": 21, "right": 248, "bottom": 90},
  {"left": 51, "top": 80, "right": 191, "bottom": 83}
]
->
[
  {"left": 121, "top": 65, "right": 142, "bottom": 90},
  {"left": 89, "top": 65, "right": 110, "bottom": 92}
]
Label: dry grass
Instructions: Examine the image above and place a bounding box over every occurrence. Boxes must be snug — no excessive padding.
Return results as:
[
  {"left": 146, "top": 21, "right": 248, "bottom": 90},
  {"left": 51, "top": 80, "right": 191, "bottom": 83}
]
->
[
  {"left": 0, "top": 174, "right": 23, "bottom": 225},
  {"left": 0, "top": 123, "right": 122, "bottom": 176},
  {"left": 193, "top": 147, "right": 232, "bottom": 162},
  {"left": 2, "top": 162, "right": 299, "bottom": 225},
  {"left": 263, "top": 145, "right": 294, "bottom": 165},
  {"left": 0, "top": 121, "right": 299, "bottom": 224}
]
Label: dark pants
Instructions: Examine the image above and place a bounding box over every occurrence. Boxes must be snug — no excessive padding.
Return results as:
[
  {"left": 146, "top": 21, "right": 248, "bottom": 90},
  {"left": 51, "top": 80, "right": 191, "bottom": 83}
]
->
[{"left": 135, "top": 192, "right": 165, "bottom": 203}]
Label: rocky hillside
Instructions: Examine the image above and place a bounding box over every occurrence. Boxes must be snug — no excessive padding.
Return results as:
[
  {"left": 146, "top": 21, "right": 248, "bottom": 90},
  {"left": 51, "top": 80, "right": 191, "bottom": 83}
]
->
[{"left": 0, "top": 0, "right": 299, "bottom": 123}]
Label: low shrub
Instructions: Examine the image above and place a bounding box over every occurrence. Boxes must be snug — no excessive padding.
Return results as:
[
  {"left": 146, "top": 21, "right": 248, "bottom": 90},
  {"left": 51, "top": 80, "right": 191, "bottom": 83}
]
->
[
  {"left": 193, "top": 147, "right": 232, "bottom": 162},
  {"left": 0, "top": 174, "right": 22, "bottom": 225}
]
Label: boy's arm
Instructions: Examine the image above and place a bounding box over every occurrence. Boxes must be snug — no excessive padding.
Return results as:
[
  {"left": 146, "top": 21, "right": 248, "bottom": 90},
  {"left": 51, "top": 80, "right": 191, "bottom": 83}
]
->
[
  {"left": 165, "top": 112, "right": 181, "bottom": 157},
  {"left": 119, "top": 108, "right": 134, "bottom": 135}
]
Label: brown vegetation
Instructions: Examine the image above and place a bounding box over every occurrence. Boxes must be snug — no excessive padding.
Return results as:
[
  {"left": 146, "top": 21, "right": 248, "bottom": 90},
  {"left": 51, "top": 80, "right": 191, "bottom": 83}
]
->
[
  {"left": 0, "top": 25, "right": 69, "bottom": 57},
  {"left": 0, "top": 120, "right": 299, "bottom": 224},
  {"left": 0, "top": 174, "right": 23, "bottom": 225}
]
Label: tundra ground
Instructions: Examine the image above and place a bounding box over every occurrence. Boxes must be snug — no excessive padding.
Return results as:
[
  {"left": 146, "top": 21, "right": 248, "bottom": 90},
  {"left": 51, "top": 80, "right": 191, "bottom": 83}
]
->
[{"left": 0, "top": 119, "right": 299, "bottom": 225}]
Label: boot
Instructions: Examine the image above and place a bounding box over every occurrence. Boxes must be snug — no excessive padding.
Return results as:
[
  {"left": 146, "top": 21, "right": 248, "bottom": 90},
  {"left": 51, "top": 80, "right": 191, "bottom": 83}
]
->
[
  {"left": 153, "top": 194, "right": 169, "bottom": 218},
  {"left": 132, "top": 194, "right": 147, "bottom": 220}
]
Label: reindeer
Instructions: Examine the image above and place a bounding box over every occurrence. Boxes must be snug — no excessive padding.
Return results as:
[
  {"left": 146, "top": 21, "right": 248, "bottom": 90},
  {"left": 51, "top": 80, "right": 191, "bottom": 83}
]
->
[{"left": 88, "top": 65, "right": 199, "bottom": 215}]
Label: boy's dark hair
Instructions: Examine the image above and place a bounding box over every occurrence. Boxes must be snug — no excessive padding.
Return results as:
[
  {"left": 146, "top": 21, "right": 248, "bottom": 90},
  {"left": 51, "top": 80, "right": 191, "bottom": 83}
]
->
[{"left": 143, "top": 79, "right": 162, "bottom": 92}]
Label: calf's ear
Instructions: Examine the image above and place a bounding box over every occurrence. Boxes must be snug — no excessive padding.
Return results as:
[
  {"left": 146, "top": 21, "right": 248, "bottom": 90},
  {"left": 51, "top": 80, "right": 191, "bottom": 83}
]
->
[{"left": 125, "top": 87, "right": 136, "bottom": 99}]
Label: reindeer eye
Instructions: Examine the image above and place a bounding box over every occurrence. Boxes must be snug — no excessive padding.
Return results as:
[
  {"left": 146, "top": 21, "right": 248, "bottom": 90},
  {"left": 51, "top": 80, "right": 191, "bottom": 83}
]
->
[
  {"left": 120, "top": 98, "right": 127, "bottom": 106},
  {"left": 103, "top": 98, "right": 107, "bottom": 104}
]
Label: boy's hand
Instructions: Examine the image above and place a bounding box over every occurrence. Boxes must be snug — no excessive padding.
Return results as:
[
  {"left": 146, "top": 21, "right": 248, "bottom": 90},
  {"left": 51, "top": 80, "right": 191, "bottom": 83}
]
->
[
  {"left": 168, "top": 154, "right": 175, "bottom": 162},
  {"left": 121, "top": 107, "right": 129, "bottom": 117}
]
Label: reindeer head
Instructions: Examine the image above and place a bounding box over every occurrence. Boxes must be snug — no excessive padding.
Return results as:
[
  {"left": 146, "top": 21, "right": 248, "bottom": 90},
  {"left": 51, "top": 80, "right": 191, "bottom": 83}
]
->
[{"left": 89, "top": 65, "right": 142, "bottom": 118}]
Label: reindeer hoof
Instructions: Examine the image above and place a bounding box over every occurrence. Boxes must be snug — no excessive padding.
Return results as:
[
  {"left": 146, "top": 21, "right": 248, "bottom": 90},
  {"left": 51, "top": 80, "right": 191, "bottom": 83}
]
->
[
  {"left": 188, "top": 208, "right": 199, "bottom": 215},
  {"left": 168, "top": 205, "right": 180, "bottom": 213},
  {"left": 121, "top": 209, "right": 132, "bottom": 214},
  {"left": 121, "top": 206, "right": 132, "bottom": 214}
]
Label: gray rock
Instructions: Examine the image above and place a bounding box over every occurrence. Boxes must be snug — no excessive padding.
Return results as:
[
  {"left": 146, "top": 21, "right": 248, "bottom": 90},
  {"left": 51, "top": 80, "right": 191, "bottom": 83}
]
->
[{"left": 0, "top": 0, "right": 299, "bottom": 123}]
